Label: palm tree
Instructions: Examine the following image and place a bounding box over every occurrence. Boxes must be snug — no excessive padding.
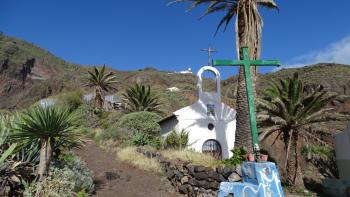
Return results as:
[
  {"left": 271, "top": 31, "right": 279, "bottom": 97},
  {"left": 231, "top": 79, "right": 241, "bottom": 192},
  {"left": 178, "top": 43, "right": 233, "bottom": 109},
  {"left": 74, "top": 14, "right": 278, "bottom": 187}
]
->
[
  {"left": 86, "top": 65, "right": 118, "bottom": 109},
  {"left": 122, "top": 84, "right": 162, "bottom": 113},
  {"left": 10, "top": 106, "right": 81, "bottom": 181},
  {"left": 257, "top": 73, "right": 348, "bottom": 186},
  {"left": 171, "top": 0, "right": 278, "bottom": 151}
]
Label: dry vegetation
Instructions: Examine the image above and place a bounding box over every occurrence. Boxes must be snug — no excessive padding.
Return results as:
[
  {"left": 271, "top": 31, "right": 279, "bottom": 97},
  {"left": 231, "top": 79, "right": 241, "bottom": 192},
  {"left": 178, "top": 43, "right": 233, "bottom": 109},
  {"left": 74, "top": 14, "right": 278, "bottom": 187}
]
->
[
  {"left": 117, "top": 146, "right": 162, "bottom": 173},
  {"left": 161, "top": 149, "right": 221, "bottom": 168}
]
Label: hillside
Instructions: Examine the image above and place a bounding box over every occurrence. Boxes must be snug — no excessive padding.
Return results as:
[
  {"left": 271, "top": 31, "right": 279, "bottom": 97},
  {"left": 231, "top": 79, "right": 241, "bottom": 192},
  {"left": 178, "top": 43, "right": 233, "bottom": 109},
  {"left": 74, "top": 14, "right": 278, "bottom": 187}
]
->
[
  {"left": 0, "top": 33, "right": 349, "bottom": 130},
  {"left": 0, "top": 33, "right": 86, "bottom": 109}
]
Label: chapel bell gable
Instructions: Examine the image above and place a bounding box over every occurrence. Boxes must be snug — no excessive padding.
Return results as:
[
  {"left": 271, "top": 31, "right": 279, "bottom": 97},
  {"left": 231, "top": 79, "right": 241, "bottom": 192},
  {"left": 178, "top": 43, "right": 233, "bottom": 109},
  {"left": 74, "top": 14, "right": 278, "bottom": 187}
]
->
[{"left": 197, "top": 66, "right": 221, "bottom": 104}]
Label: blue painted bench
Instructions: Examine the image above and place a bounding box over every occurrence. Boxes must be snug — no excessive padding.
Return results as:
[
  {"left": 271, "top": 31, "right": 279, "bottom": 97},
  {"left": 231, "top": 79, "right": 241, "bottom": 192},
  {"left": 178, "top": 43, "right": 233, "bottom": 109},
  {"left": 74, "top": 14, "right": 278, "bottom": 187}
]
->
[{"left": 218, "top": 162, "right": 284, "bottom": 197}]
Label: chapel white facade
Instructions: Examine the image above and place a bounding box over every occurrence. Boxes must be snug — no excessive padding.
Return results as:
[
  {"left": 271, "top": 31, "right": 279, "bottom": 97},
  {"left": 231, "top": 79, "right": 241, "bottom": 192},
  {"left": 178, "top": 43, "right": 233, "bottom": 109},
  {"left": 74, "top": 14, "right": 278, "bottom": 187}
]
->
[{"left": 159, "top": 66, "right": 236, "bottom": 159}]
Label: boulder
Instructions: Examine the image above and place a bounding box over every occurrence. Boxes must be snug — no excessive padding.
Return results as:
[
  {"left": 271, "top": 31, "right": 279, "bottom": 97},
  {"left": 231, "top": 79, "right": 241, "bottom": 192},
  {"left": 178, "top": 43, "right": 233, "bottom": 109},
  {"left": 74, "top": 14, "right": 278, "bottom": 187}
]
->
[
  {"left": 228, "top": 172, "right": 241, "bottom": 182},
  {"left": 178, "top": 184, "right": 190, "bottom": 194},
  {"left": 195, "top": 165, "right": 206, "bottom": 172},
  {"left": 194, "top": 172, "right": 209, "bottom": 180},
  {"left": 181, "top": 176, "right": 190, "bottom": 184},
  {"left": 186, "top": 165, "right": 195, "bottom": 176},
  {"left": 166, "top": 170, "right": 175, "bottom": 179},
  {"left": 208, "top": 181, "right": 219, "bottom": 189},
  {"left": 207, "top": 171, "right": 222, "bottom": 182}
]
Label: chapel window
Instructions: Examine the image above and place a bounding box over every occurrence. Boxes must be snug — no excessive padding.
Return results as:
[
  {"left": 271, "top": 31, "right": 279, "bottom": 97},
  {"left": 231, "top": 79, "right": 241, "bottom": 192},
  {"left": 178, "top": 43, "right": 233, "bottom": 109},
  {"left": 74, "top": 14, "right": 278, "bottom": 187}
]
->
[
  {"left": 208, "top": 123, "right": 214, "bottom": 131},
  {"left": 202, "top": 139, "right": 222, "bottom": 159}
]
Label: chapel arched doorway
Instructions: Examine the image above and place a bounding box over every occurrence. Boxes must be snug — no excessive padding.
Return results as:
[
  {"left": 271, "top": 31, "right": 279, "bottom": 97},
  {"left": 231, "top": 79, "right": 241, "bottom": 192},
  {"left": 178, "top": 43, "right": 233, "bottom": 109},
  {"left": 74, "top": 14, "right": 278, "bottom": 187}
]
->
[{"left": 202, "top": 139, "right": 222, "bottom": 159}]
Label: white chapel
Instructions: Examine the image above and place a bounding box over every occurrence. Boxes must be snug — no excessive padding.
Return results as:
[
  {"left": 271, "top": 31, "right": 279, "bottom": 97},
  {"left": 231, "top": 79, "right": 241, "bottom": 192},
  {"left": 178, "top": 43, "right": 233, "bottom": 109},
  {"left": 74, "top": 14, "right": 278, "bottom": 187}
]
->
[{"left": 159, "top": 66, "right": 236, "bottom": 159}]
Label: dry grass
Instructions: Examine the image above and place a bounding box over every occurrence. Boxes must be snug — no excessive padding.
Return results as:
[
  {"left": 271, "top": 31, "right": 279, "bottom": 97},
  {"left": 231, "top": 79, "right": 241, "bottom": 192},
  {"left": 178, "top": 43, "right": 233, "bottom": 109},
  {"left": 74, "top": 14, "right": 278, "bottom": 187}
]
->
[
  {"left": 161, "top": 149, "right": 221, "bottom": 168},
  {"left": 117, "top": 146, "right": 162, "bottom": 173}
]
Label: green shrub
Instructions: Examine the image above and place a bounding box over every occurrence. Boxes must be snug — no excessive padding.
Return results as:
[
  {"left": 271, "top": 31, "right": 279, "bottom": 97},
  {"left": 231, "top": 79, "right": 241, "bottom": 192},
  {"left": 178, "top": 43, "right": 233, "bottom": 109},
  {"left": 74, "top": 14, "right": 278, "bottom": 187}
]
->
[
  {"left": 95, "top": 125, "right": 131, "bottom": 144},
  {"left": 222, "top": 147, "right": 247, "bottom": 167},
  {"left": 58, "top": 90, "right": 83, "bottom": 110},
  {"left": 74, "top": 104, "right": 100, "bottom": 129},
  {"left": 117, "top": 111, "right": 161, "bottom": 137},
  {"left": 163, "top": 130, "right": 189, "bottom": 149},
  {"left": 100, "top": 111, "right": 124, "bottom": 129},
  {"left": 25, "top": 155, "right": 95, "bottom": 196},
  {"left": 132, "top": 132, "right": 151, "bottom": 146},
  {"left": 76, "top": 190, "right": 88, "bottom": 197}
]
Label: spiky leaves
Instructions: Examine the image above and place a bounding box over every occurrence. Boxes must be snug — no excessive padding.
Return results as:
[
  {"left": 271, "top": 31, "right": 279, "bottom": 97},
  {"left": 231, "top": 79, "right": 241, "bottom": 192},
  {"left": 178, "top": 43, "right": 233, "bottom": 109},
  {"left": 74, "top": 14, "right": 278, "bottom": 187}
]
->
[
  {"left": 10, "top": 106, "right": 81, "bottom": 180},
  {"left": 122, "top": 84, "right": 162, "bottom": 113},
  {"left": 257, "top": 73, "right": 348, "bottom": 186},
  {"left": 85, "top": 65, "right": 118, "bottom": 109},
  {"left": 169, "top": 0, "right": 277, "bottom": 34}
]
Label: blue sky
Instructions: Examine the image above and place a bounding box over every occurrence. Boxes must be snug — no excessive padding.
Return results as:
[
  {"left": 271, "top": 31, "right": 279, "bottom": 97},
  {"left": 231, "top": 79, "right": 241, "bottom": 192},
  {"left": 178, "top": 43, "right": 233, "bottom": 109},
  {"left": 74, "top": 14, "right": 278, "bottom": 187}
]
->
[{"left": 1, "top": 0, "right": 350, "bottom": 78}]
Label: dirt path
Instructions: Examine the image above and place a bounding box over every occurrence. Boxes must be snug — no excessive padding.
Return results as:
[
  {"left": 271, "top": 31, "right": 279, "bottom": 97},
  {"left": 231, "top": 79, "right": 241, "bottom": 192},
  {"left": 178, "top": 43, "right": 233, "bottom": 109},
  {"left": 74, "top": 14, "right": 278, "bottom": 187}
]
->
[{"left": 74, "top": 140, "right": 181, "bottom": 197}]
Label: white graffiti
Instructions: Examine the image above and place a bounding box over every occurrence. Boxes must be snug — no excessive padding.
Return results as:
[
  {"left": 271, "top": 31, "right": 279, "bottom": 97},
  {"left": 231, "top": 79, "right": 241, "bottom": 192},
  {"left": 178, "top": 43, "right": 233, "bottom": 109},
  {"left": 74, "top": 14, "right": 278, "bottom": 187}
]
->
[{"left": 241, "top": 168, "right": 283, "bottom": 197}]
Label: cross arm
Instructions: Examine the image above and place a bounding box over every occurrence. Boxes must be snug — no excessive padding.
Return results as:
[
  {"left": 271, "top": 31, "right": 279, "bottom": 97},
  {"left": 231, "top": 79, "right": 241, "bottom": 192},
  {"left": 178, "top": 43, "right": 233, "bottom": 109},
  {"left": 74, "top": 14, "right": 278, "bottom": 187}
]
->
[
  {"left": 212, "top": 60, "right": 245, "bottom": 66},
  {"left": 212, "top": 60, "right": 281, "bottom": 67}
]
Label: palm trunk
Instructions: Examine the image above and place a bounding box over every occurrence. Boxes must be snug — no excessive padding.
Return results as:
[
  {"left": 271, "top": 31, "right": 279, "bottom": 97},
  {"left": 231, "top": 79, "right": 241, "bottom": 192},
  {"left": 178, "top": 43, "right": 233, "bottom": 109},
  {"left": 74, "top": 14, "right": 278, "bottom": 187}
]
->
[
  {"left": 95, "top": 88, "right": 104, "bottom": 109},
  {"left": 286, "top": 132, "right": 304, "bottom": 187},
  {"left": 234, "top": 0, "right": 261, "bottom": 152},
  {"left": 38, "top": 138, "right": 53, "bottom": 181}
]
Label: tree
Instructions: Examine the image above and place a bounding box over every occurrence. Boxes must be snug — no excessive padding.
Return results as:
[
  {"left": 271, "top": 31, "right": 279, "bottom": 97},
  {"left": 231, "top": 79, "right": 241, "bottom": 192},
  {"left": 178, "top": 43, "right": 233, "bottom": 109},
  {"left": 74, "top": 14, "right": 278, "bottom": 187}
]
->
[
  {"left": 257, "top": 73, "right": 348, "bottom": 186},
  {"left": 122, "top": 84, "right": 162, "bottom": 113},
  {"left": 85, "top": 65, "right": 118, "bottom": 109},
  {"left": 171, "top": 0, "right": 278, "bottom": 151},
  {"left": 10, "top": 106, "right": 81, "bottom": 181}
]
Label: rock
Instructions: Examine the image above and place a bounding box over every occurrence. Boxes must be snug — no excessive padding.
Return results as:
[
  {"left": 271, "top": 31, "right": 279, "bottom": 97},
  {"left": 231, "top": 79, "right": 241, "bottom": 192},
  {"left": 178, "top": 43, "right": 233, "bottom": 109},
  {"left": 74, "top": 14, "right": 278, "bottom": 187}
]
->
[
  {"left": 195, "top": 165, "right": 206, "bottom": 172},
  {"left": 222, "top": 167, "right": 234, "bottom": 178},
  {"left": 235, "top": 164, "right": 242, "bottom": 176},
  {"left": 181, "top": 176, "right": 190, "bottom": 184},
  {"left": 186, "top": 165, "right": 195, "bottom": 175},
  {"left": 189, "top": 178, "right": 199, "bottom": 186},
  {"left": 228, "top": 172, "right": 241, "bottom": 182},
  {"left": 189, "top": 178, "right": 208, "bottom": 188},
  {"left": 208, "top": 181, "right": 219, "bottom": 189},
  {"left": 178, "top": 184, "right": 189, "bottom": 194},
  {"left": 194, "top": 172, "right": 209, "bottom": 180},
  {"left": 174, "top": 170, "right": 183, "bottom": 181},
  {"left": 207, "top": 171, "right": 220, "bottom": 181},
  {"left": 198, "top": 180, "right": 210, "bottom": 189},
  {"left": 166, "top": 170, "right": 175, "bottom": 179}
]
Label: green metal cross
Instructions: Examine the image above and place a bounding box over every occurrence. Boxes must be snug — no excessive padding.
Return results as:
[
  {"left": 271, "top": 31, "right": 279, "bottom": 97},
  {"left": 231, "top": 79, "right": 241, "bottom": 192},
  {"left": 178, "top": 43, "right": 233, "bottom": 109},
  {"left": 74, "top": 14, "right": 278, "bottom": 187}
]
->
[{"left": 213, "top": 47, "right": 280, "bottom": 158}]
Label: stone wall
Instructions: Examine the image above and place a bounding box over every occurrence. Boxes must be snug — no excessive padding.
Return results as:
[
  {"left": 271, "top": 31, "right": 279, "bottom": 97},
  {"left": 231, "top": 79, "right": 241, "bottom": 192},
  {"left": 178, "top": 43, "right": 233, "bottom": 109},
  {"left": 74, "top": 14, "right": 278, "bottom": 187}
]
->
[{"left": 136, "top": 148, "right": 241, "bottom": 197}]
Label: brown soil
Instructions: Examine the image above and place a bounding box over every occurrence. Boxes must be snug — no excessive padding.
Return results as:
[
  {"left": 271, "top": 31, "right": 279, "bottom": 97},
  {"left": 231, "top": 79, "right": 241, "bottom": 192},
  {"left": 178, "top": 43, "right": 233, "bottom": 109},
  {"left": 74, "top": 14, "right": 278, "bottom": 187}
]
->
[{"left": 74, "top": 140, "right": 182, "bottom": 197}]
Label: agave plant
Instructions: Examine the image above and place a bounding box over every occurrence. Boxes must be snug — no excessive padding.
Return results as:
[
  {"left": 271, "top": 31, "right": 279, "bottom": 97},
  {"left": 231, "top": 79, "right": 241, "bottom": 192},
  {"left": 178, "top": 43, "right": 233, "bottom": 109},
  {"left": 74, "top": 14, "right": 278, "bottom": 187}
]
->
[
  {"left": 257, "top": 73, "right": 349, "bottom": 186},
  {"left": 0, "top": 115, "right": 17, "bottom": 166},
  {"left": 85, "top": 65, "right": 118, "bottom": 109},
  {"left": 122, "top": 84, "right": 162, "bottom": 113},
  {"left": 10, "top": 106, "right": 81, "bottom": 180}
]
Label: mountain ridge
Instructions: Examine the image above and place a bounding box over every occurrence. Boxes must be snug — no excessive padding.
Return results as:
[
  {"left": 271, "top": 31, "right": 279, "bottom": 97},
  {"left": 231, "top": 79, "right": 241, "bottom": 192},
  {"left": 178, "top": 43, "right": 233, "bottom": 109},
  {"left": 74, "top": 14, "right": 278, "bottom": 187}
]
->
[{"left": 1, "top": 33, "right": 349, "bottom": 125}]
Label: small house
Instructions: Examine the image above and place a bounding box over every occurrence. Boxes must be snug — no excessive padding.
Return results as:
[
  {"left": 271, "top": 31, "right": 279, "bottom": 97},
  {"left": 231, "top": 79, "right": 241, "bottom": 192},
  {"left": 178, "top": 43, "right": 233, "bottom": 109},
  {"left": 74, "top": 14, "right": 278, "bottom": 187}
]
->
[
  {"left": 159, "top": 66, "right": 236, "bottom": 159},
  {"left": 104, "top": 95, "right": 122, "bottom": 110},
  {"left": 39, "top": 98, "right": 56, "bottom": 108},
  {"left": 83, "top": 93, "right": 94, "bottom": 103}
]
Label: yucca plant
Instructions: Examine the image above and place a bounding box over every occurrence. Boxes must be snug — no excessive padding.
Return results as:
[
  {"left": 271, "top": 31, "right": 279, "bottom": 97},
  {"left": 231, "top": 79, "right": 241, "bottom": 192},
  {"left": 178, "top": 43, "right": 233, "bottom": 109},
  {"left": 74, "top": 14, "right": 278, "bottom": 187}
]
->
[
  {"left": 257, "top": 73, "right": 348, "bottom": 187},
  {"left": 10, "top": 106, "right": 81, "bottom": 181},
  {"left": 122, "top": 84, "right": 162, "bottom": 113},
  {"left": 170, "top": 0, "right": 278, "bottom": 152},
  {"left": 85, "top": 65, "right": 118, "bottom": 109},
  {"left": 0, "top": 115, "right": 17, "bottom": 166}
]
